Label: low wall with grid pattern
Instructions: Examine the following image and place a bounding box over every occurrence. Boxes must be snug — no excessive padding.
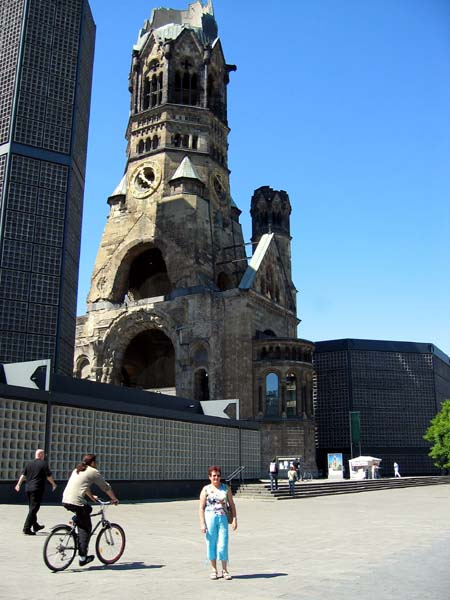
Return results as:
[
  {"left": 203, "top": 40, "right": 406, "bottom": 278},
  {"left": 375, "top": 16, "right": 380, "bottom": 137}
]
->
[{"left": 0, "top": 384, "right": 260, "bottom": 498}]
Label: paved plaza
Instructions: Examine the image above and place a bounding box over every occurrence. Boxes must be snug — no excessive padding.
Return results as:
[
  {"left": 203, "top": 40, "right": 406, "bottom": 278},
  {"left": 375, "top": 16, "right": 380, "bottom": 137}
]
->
[{"left": 1, "top": 484, "right": 450, "bottom": 600}]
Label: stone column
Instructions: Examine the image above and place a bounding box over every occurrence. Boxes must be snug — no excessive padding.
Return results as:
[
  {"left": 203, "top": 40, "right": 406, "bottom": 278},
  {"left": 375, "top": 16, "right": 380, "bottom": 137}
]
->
[
  {"left": 281, "top": 377, "right": 286, "bottom": 418},
  {"left": 162, "top": 43, "right": 171, "bottom": 105},
  {"left": 257, "top": 376, "right": 263, "bottom": 417},
  {"left": 295, "top": 372, "right": 301, "bottom": 416}
]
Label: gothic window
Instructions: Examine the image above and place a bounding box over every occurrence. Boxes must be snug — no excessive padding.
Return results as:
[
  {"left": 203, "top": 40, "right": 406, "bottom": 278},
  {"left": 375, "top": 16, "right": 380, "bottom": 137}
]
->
[
  {"left": 158, "top": 73, "right": 163, "bottom": 104},
  {"left": 143, "top": 70, "right": 163, "bottom": 110},
  {"left": 265, "top": 267, "right": 273, "bottom": 299},
  {"left": 173, "top": 134, "right": 181, "bottom": 147},
  {"left": 193, "top": 345, "right": 208, "bottom": 365},
  {"left": 137, "top": 140, "right": 144, "bottom": 154},
  {"left": 265, "top": 372, "right": 279, "bottom": 417},
  {"left": 286, "top": 373, "right": 297, "bottom": 417},
  {"left": 263, "top": 329, "right": 276, "bottom": 338},
  {"left": 143, "top": 78, "right": 151, "bottom": 110},
  {"left": 192, "top": 135, "right": 198, "bottom": 150},
  {"left": 175, "top": 60, "right": 198, "bottom": 106},
  {"left": 150, "top": 74, "right": 163, "bottom": 107},
  {"left": 145, "top": 138, "right": 151, "bottom": 152},
  {"left": 182, "top": 134, "right": 189, "bottom": 148},
  {"left": 152, "top": 135, "right": 159, "bottom": 149},
  {"left": 207, "top": 74, "right": 223, "bottom": 119}
]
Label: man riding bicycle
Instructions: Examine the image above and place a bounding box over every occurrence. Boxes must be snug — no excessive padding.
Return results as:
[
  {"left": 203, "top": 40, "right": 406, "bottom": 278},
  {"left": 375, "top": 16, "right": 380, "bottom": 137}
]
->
[{"left": 62, "top": 454, "right": 119, "bottom": 566}]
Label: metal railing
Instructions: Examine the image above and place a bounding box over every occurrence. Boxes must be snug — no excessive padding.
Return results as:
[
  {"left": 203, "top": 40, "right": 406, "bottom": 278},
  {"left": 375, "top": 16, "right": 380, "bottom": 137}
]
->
[{"left": 225, "top": 465, "right": 246, "bottom": 484}]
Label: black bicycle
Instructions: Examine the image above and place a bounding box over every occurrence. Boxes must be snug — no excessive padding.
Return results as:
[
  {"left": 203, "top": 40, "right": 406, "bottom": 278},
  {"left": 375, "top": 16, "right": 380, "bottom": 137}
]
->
[{"left": 43, "top": 499, "right": 126, "bottom": 572}]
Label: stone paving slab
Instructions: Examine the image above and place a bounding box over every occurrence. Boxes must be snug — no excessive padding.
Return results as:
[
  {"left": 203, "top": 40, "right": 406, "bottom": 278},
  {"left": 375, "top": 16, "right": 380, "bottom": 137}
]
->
[{"left": 1, "top": 485, "right": 450, "bottom": 600}]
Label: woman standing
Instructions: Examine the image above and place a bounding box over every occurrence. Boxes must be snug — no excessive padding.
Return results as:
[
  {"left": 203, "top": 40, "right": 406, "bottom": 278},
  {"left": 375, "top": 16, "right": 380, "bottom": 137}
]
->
[
  {"left": 288, "top": 464, "right": 299, "bottom": 497},
  {"left": 199, "top": 465, "right": 237, "bottom": 580}
]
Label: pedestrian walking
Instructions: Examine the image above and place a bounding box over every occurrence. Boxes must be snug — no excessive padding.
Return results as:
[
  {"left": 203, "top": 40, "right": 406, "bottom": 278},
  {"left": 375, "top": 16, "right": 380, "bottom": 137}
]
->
[
  {"left": 394, "top": 461, "right": 401, "bottom": 478},
  {"left": 269, "top": 457, "right": 279, "bottom": 491},
  {"left": 14, "top": 448, "right": 57, "bottom": 535}
]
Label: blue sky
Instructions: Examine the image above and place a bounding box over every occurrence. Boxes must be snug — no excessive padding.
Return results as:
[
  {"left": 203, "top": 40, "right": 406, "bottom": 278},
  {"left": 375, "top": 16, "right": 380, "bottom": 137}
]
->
[{"left": 81, "top": 0, "right": 450, "bottom": 356}]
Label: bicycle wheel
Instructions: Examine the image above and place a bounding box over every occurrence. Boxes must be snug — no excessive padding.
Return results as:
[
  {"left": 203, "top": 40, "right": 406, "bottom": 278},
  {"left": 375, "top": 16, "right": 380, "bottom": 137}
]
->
[
  {"left": 43, "top": 526, "right": 77, "bottom": 572},
  {"left": 95, "top": 523, "right": 126, "bottom": 564}
]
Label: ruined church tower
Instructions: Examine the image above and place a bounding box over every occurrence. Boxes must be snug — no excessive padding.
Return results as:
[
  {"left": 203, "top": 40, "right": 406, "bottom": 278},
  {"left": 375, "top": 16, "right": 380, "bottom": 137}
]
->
[{"left": 75, "top": 1, "right": 317, "bottom": 474}]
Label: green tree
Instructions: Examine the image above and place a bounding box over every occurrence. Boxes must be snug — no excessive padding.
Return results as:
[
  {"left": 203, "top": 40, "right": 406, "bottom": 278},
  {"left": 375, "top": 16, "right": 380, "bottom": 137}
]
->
[{"left": 424, "top": 399, "right": 450, "bottom": 471}]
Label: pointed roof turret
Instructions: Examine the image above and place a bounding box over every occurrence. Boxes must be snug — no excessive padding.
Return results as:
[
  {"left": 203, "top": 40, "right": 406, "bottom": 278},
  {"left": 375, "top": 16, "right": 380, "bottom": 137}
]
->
[
  {"left": 109, "top": 174, "right": 127, "bottom": 198},
  {"left": 169, "top": 156, "right": 203, "bottom": 183}
]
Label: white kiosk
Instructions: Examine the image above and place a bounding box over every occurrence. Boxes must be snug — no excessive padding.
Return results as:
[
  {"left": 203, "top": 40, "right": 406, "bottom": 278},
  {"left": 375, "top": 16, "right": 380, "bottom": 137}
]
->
[{"left": 349, "top": 456, "right": 382, "bottom": 480}]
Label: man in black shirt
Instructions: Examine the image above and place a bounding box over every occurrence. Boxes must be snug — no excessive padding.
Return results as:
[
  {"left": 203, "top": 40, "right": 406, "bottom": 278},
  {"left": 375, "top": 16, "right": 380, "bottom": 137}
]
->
[{"left": 15, "top": 449, "right": 57, "bottom": 535}]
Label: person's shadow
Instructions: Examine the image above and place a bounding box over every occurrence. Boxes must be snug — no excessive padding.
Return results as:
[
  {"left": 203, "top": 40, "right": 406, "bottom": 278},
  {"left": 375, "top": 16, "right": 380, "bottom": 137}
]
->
[
  {"left": 68, "top": 562, "right": 165, "bottom": 572},
  {"left": 232, "top": 572, "right": 288, "bottom": 579}
]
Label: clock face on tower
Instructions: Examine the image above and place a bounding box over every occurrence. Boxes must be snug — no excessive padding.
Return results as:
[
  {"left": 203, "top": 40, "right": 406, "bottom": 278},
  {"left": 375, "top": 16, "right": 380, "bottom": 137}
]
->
[{"left": 129, "top": 160, "right": 161, "bottom": 198}]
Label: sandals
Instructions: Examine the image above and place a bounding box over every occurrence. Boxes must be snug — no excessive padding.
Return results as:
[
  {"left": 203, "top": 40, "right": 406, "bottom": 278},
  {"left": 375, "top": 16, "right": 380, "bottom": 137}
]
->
[{"left": 210, "top": 569, "right": 232, "bottom": 580}]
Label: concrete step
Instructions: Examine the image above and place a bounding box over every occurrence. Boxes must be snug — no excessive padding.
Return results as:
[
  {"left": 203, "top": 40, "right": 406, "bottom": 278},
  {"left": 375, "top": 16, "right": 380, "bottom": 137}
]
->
[{"left": 232, "top": 476, "right": 450, "bottom": 500}]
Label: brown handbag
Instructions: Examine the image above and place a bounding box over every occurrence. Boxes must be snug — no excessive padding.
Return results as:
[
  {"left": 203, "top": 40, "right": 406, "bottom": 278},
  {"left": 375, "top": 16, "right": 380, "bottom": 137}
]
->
[{"left": 225, "top": 503, "right": 233, "bottom": 524}]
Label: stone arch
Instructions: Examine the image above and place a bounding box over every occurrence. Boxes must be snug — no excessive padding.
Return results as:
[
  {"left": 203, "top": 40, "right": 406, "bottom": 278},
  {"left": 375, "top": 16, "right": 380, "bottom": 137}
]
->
[
  {"left": 108, "top": 241, "right": 173, "bottom": 303},
  {"left": 75, "top": 355, "right": 91, "bottom": 379},
  {"left": 122, "top": 329, "right": 175, "bottom": 390},
  {"left": 100, "top": 309, "right": 177, "bottom": 389},
  {"left": 263, "top": 329, "right": 276, "bottom": 338},
  {"left": 190, "top": 340, "right": 210, "bottom": 400},
  {"left": 128, "top": 247, "right": 172, "bottom": 300}
]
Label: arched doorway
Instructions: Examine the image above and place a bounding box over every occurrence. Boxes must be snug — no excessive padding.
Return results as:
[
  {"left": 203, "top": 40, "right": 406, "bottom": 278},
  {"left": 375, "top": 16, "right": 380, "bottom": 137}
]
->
[
  {"left": 121, "top": 329, "right": 175, "bottom": 391},
  {"left": 194, "top": 368, "right": 209, "bottom": 401},
  {"left": 75, "top": 356, "right": 90, "bottom": 379}
]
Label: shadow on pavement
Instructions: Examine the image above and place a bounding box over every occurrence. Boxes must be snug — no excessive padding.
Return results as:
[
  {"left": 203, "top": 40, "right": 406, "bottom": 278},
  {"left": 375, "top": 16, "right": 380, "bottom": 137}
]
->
[
  {"left": 69, "top": 562, "right": 165, "bottom": 572},
  {"left": 232, "top": 572, "right": 288, "bottom": 579}
]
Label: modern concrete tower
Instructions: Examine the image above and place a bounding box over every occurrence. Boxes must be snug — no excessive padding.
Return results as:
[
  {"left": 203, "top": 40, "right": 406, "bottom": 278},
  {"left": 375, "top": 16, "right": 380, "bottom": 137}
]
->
[
  {"left": 76, "top": 0, "right": 316, "bottom": 474},
  {"left": 0, "top": 0, "right": 95, "bottom": 375}
]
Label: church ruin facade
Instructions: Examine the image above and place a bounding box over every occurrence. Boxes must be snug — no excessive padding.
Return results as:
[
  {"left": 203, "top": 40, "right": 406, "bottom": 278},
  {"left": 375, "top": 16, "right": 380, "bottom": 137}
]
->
[{"left": 75, "top": 0, "right": 316, "bottom": 474}]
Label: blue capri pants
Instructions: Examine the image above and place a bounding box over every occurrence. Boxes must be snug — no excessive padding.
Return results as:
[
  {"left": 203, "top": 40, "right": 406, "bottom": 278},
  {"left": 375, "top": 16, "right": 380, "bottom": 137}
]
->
[{"left": 205, "top": 511, "right": 229, "bottom": 561}]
